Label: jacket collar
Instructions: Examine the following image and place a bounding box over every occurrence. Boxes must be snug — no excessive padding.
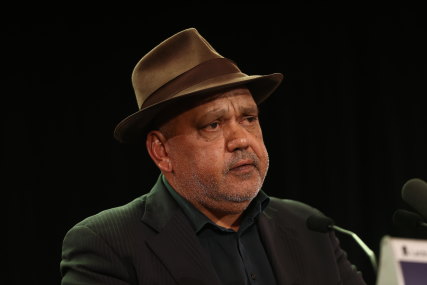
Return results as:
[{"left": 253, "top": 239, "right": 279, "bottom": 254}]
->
[
  {"left": 141, "top": 174, "right": 180, "bottom": 232},
  {"left": 258, "top": 202, "right": 306, "bottom": 285},
  {"left": 141, "top": 174, "right": 222, "bottom": 285},
  {"left": 140, "top": 174, "right": 306, "bottom": 285}
]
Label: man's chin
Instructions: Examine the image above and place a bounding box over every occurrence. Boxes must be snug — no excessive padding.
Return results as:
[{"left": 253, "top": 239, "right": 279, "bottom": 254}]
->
[{"left": 222, "top": 187, "right": 260, "bottom": 203}]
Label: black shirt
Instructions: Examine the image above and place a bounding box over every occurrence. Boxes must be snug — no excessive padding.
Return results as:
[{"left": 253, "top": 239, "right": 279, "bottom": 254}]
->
[{"left": 162, "top": 175, "right": 277, "bottom": 285}]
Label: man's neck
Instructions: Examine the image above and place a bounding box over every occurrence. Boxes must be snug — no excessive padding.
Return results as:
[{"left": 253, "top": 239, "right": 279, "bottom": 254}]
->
[{"left": 193, "top": 202, "right": 248, "bottom": 231}]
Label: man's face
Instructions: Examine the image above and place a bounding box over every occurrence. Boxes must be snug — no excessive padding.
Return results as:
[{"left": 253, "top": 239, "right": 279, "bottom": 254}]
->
[{"left": 162, "top": 87, "right": 269, "bottom": 214}]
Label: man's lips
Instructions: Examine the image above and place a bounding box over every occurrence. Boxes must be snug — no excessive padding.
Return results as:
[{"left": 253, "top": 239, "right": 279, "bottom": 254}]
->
[{"left": 229, "top": 159, "right": 256, "bottom": 170}]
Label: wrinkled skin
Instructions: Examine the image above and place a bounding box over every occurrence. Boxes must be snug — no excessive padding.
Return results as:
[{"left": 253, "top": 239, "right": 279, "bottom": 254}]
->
[{"left": 146, "top": 87, "right": 269, "bottom": 229}]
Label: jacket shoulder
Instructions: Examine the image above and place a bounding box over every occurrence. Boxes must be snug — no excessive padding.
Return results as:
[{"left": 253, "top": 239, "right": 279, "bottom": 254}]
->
[
  {"left": 71, "top": 195, "right": 147, "bottom": 232},
  {"left": 265, "top": 197, "right": 326, "bottom": 224}
]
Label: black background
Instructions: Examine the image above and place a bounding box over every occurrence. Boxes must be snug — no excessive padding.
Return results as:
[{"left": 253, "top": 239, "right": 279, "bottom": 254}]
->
[{"left": 4, "top": 3, "right": 427, "bottom": 285}]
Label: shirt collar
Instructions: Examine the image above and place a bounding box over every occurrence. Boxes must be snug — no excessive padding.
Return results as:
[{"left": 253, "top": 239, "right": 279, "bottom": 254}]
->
[{"left": 161, "top": 174, "right": 270, "bottom": 233}]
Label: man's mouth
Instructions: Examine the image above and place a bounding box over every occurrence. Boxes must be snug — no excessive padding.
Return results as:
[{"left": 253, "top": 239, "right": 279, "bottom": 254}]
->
[{"left": 229, "top": 160, "right": 256, "bottom": 173}]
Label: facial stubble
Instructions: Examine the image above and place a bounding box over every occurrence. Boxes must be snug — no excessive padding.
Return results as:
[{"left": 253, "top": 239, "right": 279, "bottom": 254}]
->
[{"left": 179, "top": 150, "right": 270, "bottom": 214}]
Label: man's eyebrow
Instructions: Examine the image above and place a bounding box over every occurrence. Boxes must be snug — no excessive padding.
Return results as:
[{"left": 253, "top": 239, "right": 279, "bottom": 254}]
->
[
  {"left": 239, "top": 105, "right": 259, "bottom": 115},
  {"left": 196, "top": 105, "right": 259, "bottom": 122},
  {"left": 197, "top": 108, "right": 226, "bottom": 122}
]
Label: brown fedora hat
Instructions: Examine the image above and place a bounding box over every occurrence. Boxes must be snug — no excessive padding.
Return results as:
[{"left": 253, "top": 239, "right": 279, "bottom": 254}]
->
[{"left": 114, "top": 28, "right": 284, "bottom": 143}]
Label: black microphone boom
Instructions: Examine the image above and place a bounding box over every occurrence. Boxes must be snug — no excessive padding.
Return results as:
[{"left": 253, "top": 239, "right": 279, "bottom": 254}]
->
[
  {"left": 393, "top": 209, "right": 427, "bottom": 229},
  {"left": 306, "top": 214, "right": 335, "bottom": 233},
  {"left": 401, "top": 178, "right": 427, "bottom": 220},
  {"left": 392, "top": 208, "right": 427, "bottom": 239},
  {"left": 306, "top": 214, "right": 378, "bottom": 274}
]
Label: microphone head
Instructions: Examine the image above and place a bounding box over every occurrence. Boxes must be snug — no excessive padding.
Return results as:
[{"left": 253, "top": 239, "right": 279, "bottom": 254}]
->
[
  {"left": 306, "top": 214, "right": 335, "bottom": 233},
  {"left": 402, "top": 178, "right": 427, "bottom": 219}
]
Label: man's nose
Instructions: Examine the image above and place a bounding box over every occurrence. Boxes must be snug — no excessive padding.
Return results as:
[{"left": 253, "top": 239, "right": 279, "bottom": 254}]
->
[{"left": 226, "top": 122, "right": 250, "bottom": 152}]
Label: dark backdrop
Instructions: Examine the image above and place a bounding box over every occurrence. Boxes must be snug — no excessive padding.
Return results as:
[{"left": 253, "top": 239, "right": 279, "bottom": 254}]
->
[{"left": 4, "top": 4, "right": 426, "bottom": 285}]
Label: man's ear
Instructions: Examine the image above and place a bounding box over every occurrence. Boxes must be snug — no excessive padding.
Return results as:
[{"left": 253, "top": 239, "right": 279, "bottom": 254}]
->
[{"left": 146, "top": 130, "right": 172, "bottom": 172}]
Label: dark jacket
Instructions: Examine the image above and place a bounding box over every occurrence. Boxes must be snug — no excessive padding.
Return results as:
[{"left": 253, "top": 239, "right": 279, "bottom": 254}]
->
[{"left": 61, "top": 176, "right": 366, "bottom": 285}]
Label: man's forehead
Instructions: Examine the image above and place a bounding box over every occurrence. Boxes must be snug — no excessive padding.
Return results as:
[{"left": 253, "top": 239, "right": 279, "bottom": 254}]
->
[
  {"left": 192, "top": 90, "right": 257, "bottom": 113},
  {"left": 201, "top": 87, "right": 253, "bottom": 103},
  {"left": 187, "top": 88, "right": 253, "bottom": 112},
  {"left": 152, "top": 87, "right": 255, "bottom": 130}
]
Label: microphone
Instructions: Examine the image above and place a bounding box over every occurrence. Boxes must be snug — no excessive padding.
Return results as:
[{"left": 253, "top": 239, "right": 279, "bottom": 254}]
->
[
  {"left": 392, "top": 209, "right": 427, "bottom": 239},
  {"left": 393, "top": 209, "right": 427, "bottom": 230},
  {"left": 306, "top": 214, "right": 378, "bottom": 274},
  {"left": 401, "top": 178, "right": 427, "bottom": 220}
]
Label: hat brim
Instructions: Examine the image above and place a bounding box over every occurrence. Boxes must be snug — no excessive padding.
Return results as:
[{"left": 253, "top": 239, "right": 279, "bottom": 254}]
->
[{"left": 114, "top": 72, "right": 283, "bottom": 143}]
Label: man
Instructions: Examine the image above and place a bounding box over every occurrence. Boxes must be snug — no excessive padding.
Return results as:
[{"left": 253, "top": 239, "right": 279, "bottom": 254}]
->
[{"left": 60, "top": 28, "right": 367, "bottom": 284}]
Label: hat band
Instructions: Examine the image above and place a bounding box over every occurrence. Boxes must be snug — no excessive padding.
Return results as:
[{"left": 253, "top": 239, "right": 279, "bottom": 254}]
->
[{"left": 141, "top": 57, "right": 241, "bottom": 108}]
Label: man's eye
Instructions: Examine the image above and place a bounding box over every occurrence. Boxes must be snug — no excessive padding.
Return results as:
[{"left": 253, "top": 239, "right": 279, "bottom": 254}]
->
[
  {"left": 245, "top": 116, "right": 258, "bottom": 123},
  {"left": 205, "top": 122, "right": 220, "bottom": 130}
]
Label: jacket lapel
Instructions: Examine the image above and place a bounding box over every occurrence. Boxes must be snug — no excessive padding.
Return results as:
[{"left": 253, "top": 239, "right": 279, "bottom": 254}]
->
[
  {"left": 258, "top": 206, "right": 307, "bottom": 285},
  {"left": 142, "top": 176, "right": 221, "bottom": 285}
]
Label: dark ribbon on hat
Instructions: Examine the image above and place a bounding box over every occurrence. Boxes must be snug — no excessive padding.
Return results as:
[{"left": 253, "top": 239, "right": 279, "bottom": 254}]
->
[{"left": 141, "top": 58, "right": 242, "bottom": 109}]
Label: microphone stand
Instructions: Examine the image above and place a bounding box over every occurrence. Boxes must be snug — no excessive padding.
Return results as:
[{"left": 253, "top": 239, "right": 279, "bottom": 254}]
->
[{"left": 331, "top": 225, "right": 378, "bottom": 274}]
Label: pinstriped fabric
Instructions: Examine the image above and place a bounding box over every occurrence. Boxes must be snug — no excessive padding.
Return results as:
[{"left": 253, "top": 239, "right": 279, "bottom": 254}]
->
[
  {"left": 258, "top": 198, "right": 366, "bottom": 285},
  {"left": 61, "top": 225, "right": 136, "bottom": 285},
  {"left": 146, "top": 211, "right": 221, "bottom": 285},
  {"left": 61, "top": 176, "right": 366, "bottom": 285},
  {"left": 61, "top": 177, "right": 219, "bottom": 285},
  {"left": 277, "top": 225, "right": 307, "bottom": 282},
  {"left": 61, "top": 195, "right": 178, "bottom": 284}
]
